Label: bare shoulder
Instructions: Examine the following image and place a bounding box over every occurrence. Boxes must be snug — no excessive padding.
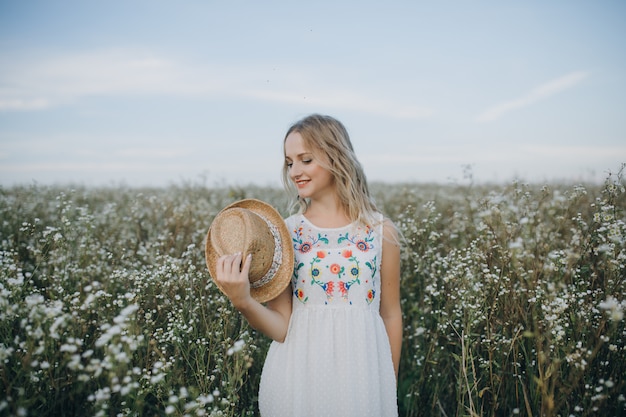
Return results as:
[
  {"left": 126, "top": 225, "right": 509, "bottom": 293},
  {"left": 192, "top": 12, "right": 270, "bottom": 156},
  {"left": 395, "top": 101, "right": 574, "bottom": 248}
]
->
[
  {"left": 382, "top": 217, "right": 401, "bottom": 248},
  {"left": 380, "top": 217, "right": 401, "bottom": 299}
]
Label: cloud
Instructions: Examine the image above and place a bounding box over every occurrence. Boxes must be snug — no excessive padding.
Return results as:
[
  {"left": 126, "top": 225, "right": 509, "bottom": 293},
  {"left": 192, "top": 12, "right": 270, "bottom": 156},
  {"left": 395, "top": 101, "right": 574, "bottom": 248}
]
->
[
  {"left": 360, "top": 143, "right": 626, "bottom": 168},
  {"left": 0, "top": 48, "right": 432, "bottom": 119},
  {"left": 0, "top": 98, "right": 50, "bottom": 111},
  {"left": 0, "top": 48, "right": 222, "bottom": 109},
  {"left": 476, "top": 71, "right": 589, "bottom": 122},
  {"left": 520, "top": 144, "right": 626, "bottom": 159},
  {"left": 361, "top": 146, "right": 515, "bottom": 167}
]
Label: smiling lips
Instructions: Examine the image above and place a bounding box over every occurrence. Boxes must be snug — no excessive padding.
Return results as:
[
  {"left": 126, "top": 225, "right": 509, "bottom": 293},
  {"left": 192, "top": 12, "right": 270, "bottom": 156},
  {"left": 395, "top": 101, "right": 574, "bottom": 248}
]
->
[{"left": 295, "top": 179, "right": 310, "bottom": 188}]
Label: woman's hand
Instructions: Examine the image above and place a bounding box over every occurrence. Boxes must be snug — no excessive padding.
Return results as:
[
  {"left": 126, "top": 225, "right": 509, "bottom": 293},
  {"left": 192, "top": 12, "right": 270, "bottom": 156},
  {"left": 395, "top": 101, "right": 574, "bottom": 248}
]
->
[
  {"left": 214, "top": 252, "right": 292, "bottom": 343},
  {"left": 215, "top": 252, "right": 253, "bottom": 309}
]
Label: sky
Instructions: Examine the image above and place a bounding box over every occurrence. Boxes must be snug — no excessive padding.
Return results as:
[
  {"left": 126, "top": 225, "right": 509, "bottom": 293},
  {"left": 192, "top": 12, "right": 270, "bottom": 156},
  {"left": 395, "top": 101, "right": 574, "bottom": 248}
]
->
[{"left": 1, "top": 0, "right": 625, "bottom": 188}]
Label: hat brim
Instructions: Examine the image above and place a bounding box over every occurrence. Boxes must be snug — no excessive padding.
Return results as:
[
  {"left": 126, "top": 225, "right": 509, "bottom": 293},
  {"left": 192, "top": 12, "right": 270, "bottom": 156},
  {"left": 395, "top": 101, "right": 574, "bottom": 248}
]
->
[{"left": 205, "top": 199, "right": 294, "bottom": 303}]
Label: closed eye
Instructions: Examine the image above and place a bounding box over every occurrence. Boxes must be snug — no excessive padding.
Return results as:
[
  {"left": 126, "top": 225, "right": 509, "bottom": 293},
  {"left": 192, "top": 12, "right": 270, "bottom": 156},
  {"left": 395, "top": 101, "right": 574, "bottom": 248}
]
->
[{"left": 285, "top": 154, "right": 312, "bottom": 168}]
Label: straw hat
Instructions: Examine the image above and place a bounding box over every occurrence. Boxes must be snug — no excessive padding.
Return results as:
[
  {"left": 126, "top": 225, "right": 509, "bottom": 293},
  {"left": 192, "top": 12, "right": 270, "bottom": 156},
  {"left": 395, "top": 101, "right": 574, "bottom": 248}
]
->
[{"left": 205, "top": 199, "right": 294, "bottom": 303}]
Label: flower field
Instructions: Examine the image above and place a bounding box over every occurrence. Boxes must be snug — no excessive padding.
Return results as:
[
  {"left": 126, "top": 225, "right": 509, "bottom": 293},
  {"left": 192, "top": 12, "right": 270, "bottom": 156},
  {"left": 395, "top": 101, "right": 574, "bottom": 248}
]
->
[{"left": 1, "top": 168, "right": 625, "bottom": 417}]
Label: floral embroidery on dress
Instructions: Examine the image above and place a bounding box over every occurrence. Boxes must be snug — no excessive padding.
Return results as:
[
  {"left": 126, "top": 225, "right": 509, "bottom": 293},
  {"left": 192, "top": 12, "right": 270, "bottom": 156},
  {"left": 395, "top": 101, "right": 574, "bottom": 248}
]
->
[
  {"left": 336, "top": 249, "right": 361, "bottom": 303},
  {"left": 310, "top": 251, "right": 335, "bottom": 302},
  {"left": 293, "top": 262, "right": 308, "bottom": 304},
  {"left": 366, "top": 255, "right": 377, "bottom": 278},
  {"left": 337, "top": 226, "right": 375, "bottom": 252},
  {"left": 304, "top": 248, "right": 365, "bottom": 304},
  {"left": 365, "top": 255, "right": 378, "bottom": 303},
  {"left": 294, "top": 288, "right": 308, "bottom": 303},
  {"left": 289, "top": 216, "right": 382, "bottom": 306},
  {"left": 293, "top": 225, "right": 329, "bottom": 253}
]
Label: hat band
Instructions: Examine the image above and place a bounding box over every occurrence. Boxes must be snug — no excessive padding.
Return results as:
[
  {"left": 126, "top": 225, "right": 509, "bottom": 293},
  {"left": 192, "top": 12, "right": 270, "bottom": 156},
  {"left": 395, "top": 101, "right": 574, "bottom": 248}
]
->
[{"left": 250, "top": 214, "right": 283, "bottom": 289}]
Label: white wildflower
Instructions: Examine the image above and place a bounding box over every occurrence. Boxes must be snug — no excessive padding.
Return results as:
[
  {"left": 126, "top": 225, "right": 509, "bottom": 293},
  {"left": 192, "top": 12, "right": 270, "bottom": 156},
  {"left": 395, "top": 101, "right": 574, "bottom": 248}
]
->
[
  {"left": 60, "top": 343, "right": 78, "bottom": 353},
  {"left": 150, "top": 373, "right": 165, "bottom": 384},
  {"left": 226, "top": 339, "right": 245, "bottom": 356},
  {"left": 25, "top": 294, "right": 44, "bottom": 308},
  {"left": 113, "top": 304, "right": 139, "bottom": 324},
  {"left": 95, "top": 324, "right": 122, "bottom": 347},
  {"left": 197, "top": 393, "right": 214, "bottom": 404},
  {"left": 599, "top": 296, "right": 624, "bottom": 321},
  {"left": 0, "top": 343, "right": 14, "bottom": 362}
]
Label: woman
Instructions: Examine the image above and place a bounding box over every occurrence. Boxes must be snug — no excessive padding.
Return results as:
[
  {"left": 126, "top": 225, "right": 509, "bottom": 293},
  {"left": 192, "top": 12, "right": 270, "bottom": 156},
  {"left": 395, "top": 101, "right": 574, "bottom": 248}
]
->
[{"left": 214, "top": 114, "right": 402, "bottom": 416}]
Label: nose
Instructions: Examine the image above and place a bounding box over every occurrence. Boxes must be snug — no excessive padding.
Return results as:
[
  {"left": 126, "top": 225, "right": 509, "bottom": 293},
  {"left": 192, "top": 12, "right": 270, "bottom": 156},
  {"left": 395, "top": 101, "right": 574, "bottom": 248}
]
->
[{"left": 289, "top": 162, "right": 302, "bottom": 179}]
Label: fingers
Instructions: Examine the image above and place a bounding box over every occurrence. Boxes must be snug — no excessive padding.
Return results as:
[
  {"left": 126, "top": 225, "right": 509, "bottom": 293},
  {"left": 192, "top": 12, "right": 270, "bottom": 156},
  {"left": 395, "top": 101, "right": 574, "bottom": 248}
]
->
[
  {"left": 217, "top": 252, "right": 239, "bottom": 275},
  {"left": 216, "top": 252, "right": 252, "bottom": 281},
  {"left": 214, "top": 252, "right": 253, "bottom": 307},
  {"left": 241, "top": 253, "right": 252, "bottom": 276}
]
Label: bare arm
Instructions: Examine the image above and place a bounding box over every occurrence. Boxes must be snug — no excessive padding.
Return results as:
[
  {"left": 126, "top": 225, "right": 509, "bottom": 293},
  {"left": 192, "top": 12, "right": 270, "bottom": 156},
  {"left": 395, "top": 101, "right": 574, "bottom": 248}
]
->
[
  {"left": 215, "top": 253, "right": 292, "bottom": 343},
  {"left": 380, "top": 219, "right": 403, "bottom": 380}
]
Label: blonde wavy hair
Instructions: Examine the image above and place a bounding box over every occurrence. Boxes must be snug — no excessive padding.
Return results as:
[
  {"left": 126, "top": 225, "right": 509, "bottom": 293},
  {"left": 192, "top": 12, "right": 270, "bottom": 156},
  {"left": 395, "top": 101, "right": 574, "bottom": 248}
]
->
[{"left": 281, "top": 114, "right": 380, "bottom": 228}]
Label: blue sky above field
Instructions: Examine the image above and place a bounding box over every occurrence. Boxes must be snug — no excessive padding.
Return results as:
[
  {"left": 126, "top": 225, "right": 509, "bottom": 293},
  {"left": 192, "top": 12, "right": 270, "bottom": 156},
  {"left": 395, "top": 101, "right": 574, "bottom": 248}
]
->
[{"left": 1, "top": 0, "right": 625, "bottom": 187}]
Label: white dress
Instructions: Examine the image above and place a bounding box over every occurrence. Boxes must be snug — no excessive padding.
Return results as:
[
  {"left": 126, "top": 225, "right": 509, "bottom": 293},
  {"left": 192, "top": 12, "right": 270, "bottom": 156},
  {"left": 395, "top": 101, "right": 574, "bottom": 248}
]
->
[{"left": 259, "top": 214, "right": 398, "bottom": 417}]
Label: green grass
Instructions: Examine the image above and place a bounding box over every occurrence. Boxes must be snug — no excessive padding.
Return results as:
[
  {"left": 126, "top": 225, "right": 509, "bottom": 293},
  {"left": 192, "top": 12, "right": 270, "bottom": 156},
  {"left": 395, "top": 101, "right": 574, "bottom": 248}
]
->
[{"left": 1, "top": 168, "right": 625, "bottom": 416}]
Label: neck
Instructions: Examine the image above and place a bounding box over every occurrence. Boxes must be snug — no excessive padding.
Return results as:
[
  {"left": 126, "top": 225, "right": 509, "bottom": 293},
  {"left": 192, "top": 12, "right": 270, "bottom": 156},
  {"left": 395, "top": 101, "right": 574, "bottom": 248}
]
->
[{"left": 304, "top": 195, "right": 350, "bottom": 228}]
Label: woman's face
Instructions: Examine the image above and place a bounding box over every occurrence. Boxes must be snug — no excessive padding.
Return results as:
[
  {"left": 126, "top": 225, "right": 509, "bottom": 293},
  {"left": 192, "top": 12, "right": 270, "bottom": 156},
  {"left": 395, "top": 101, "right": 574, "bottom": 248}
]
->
[{"left": 284, "top": 132, "right": 334, "bottom": 201}]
